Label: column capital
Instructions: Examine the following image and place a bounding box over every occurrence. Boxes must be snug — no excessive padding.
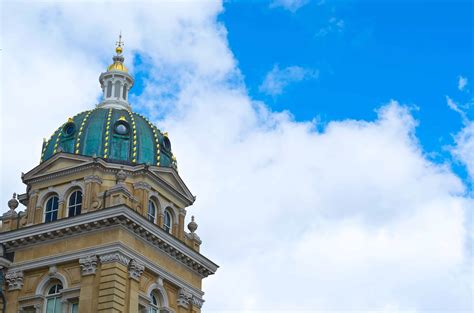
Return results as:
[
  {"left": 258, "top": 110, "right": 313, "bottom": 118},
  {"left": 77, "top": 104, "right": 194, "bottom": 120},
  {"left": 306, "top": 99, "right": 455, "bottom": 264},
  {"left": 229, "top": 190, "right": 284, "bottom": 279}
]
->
[
  {"left": 5, "top": 269, "right": 24, "bottom": 291},
  {"left": 128, "top": 259, "right": 145, "bottom": 281},
  {"left": 84, "top": 175, "right": 103, "bottom": 184},
  {"left": 177, "top": 287, "right": 192, "bottom": 308},
  {"left": 79, "top": 255, "right": 99, "bottom": 276},
  {"left": 133, "top": 181, "right": 151, "bottom": 191},
  {"left": 100, "top": 252, "right": 130, "bottom": 267}
]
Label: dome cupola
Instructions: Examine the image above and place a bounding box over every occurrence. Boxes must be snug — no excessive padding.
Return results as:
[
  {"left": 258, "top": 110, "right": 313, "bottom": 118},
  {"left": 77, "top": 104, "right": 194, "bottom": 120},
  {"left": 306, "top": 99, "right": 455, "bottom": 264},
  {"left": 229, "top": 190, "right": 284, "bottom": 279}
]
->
[
  {"left": 40, "top": 35, "right": 177, "bottom": 169},
  {"left": 99, "top": 33, "right": 134, "bottom": 111}
]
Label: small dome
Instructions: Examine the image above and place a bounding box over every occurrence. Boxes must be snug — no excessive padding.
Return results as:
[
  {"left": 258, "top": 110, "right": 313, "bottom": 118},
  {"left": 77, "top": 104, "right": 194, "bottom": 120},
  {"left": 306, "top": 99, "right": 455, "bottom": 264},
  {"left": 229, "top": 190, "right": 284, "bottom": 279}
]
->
[
  {"left": 40, "top": 108, "right": 176, "bottom": 167},
  {"left": 107, "top": 62, "right": 128, "bottom": 73}
]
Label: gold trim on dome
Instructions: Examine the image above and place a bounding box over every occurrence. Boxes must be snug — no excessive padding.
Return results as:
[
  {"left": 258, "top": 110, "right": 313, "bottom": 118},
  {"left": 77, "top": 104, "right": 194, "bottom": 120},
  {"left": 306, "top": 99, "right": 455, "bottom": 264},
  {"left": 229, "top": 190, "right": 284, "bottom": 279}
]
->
[{"left": 107, "top": 62, "right": 128, "bottom": 73}]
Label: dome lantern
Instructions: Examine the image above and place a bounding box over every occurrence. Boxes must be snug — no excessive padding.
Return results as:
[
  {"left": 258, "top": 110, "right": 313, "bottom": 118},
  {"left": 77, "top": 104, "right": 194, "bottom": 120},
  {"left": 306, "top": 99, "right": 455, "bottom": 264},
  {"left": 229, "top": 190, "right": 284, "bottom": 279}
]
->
[{"left": 99, "top": 33, "right": 134, "bottom": 110}]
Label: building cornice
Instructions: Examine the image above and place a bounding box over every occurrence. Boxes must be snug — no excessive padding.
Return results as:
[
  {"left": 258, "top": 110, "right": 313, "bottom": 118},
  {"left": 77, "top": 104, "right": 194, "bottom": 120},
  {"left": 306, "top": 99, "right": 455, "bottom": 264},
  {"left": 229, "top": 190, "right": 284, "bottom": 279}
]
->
[
  {"left": 0, "top": 205, "right": 218, "bottom": 278},
  {"left": 22, "top": 153, "right": 194, "bottom": 206}
]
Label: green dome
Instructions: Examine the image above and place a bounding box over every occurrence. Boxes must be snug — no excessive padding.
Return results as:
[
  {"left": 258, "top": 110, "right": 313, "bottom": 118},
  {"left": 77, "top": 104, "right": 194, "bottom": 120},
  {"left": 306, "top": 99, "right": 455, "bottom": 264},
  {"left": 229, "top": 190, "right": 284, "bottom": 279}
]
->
[{"left": 41, "top": 107, "right": 175, "bottom": 167}]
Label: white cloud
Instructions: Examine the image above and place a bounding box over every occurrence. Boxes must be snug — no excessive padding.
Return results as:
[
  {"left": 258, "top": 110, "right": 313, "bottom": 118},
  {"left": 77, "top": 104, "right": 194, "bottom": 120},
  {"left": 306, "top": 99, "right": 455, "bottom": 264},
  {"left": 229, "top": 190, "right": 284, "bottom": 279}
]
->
[
  {"left": 452, "top": 122, "right": 474, "bottom": 182},
  {"left": 1, "top": 2, "right": 473, "bottom": 312},
  {"left": 259, "top": 64, "right": 319, "bottom": 96},
  {"left": 315, "top": 17, "right": 345, "bottom": 37},
  {"left": 458, "top": 76, "right": 468, "bottom": 91},
  {"left": 269, "top": 0, "right": 310, "bottom": 12}
]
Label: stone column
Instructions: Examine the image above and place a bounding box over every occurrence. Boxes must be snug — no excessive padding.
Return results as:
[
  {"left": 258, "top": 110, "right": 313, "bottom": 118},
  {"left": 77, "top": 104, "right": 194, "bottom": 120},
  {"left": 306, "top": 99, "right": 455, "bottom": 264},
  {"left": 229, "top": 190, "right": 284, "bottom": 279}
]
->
[
  {"left": 5, "top": 269, "right": 23, "bottom": 313},
  {"left": 98, "top": 252, "right": 130, "bottom": 312},
  {"left": 177, "top": 288, "right": 192, "bottom": 313},
  {"left": 58, "top": 199, "right": 66, "bottom": 219},
  {"left": 26, "top": 190, "right": 39, "bottom": 225},
  {"left": 133, "top": 182, "right": 151, "bottom": 217},
  {"left": 78, "top": 255, "right": 99, "bottom": 313},
  {"left": 84, "top": 176, "right": 103, "bottom": 212},
  {"left": 127, "top": 260, "right": 145, "bottom": 312},
  {"left": 178, "top": 208, "right": 186, "bottom": 241}
]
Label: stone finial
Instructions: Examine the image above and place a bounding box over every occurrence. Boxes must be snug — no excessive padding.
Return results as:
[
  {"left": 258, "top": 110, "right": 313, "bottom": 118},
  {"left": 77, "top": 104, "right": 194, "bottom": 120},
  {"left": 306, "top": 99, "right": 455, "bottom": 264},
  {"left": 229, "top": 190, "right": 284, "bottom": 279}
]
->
[
  {"left": 116, "top": 168, "right": 127, "bottom": 184},
  {"left": 8, "top": 193, "right": 18, "bottom": 211},
  {"left": 187, "top": 216, "right": 198, "bottom": 233},
  {"left": 79, "top": 255, "right": 99, "bottom": 276},
  {"left": 5, "top": 270, "right": 24, "bottom": 291}
]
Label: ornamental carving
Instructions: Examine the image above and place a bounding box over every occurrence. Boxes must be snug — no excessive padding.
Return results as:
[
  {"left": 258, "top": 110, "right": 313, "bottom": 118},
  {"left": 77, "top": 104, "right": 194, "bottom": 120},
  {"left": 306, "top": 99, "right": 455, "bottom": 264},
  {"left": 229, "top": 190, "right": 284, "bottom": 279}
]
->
[
  {"left": 84, "top": 175, "right": 103, "bottom": 184},
  {"left": 100, "top": 252, "right": 130, "bottom": 267},
  {"left": 128, "top": 259, "right": 145, "bottom": 281},
  {"left": 177, "top": 288, "right": 192, "bottom": 307},
  {"left": 5, "top": 270, "right": 24, "bottom": 291},
  {"left": 191, "top": 296, "right": 204, "bottom": 308},
  {"left": 79, "top": 255, "right": 99, "bottom": 276}
]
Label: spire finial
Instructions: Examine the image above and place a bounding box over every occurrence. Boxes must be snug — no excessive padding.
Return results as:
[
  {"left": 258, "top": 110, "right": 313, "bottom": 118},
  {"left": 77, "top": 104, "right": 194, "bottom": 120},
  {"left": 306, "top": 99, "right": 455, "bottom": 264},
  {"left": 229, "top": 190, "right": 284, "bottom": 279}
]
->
[{"left": 115, "top": 32, "right": 124, "bottom": 55}]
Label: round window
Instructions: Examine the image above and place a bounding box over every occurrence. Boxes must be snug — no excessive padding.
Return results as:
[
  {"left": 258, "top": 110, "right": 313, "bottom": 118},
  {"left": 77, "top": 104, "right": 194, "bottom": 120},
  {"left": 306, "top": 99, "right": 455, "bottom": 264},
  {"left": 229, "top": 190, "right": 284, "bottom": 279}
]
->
[
  {"left": 63, "top": 123, "right": 75, "bottom": 136},
  {"left": 115, "top": 123, "right": 129, "bottom": 135},
  {"left": 163, "top": 136, "right": 171, "bottom": 151}
]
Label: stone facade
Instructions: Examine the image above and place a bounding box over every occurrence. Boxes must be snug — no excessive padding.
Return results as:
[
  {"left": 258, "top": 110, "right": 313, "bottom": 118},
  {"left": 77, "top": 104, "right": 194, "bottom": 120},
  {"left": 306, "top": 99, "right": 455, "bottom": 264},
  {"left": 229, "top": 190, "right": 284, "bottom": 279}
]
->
[{"left": 0, "top": 39, "right": 218, "bottom": 313}]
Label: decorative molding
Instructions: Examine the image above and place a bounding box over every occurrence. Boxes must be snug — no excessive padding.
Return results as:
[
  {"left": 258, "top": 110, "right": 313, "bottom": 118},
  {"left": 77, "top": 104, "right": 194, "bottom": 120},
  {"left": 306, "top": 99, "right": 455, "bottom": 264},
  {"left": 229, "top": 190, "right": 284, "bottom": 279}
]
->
[
  {"left": 84, "top": 175, "right": 103, "bottom": 184},
  {"left": 191, "top": 295, "right": 204, "bottom": 308},
  {"left": 5, "top": 269, "right": 24, "bottom": 290},
  {"left": 178, "top": 208, "right": 186, "bottom": 216},
  {"left": 22, "top": 154, "right": 195, "bottom": 206},
  {"left": 79, "top": 255, "right": 98, "bottom": 276},
  {"left": 177, "top": 288, "right": 192, "bottom": 307},
  {"left": 128, "top": 259, "right": 145, "bottom": 281},
  {"left": 48, "top": 265, "right": 58, "bottom": 276},
  {"left": 100, "top": 251, "right": 130, "bottom": 267},
  {"left": 1, "top": 206, "right": 218, "bottom": 277},
  {"left": 133, "top": 181, "right": 151, "bottom": 191}
]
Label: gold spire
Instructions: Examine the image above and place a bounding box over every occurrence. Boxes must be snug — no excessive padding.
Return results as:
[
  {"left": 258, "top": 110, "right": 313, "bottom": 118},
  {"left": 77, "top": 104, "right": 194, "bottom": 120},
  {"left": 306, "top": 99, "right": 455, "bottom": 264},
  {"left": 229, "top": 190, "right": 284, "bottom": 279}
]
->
[
  {"left": 115, "top": 32, "right": 124, "bottom": 54},
  {"left": 107, "top": 32, "right": 128, "bottom": 73}
]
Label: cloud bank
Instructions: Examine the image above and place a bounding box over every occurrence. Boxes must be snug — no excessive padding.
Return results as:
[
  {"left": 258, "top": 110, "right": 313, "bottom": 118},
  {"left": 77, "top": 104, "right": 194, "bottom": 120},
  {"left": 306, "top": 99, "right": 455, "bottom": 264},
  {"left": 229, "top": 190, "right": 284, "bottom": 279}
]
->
[
  {"left": 1, "top": 1, "right": 472, "bottom": 312},
  {"left": 259, "top": 64, "right": 319, "bottom": 96}
]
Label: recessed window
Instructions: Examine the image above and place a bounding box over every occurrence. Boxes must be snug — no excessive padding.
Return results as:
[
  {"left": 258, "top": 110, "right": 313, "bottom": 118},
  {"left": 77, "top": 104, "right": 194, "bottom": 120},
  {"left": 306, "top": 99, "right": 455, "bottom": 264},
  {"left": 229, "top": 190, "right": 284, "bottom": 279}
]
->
[
  {"left": 149, "top": 292, "right": 160, "bottom": 313},
  {"left": 148, "top": 200, "right": 157, "bottom": 223},
  {"left": 63, "top": 123, "right": 75, "bottom": 137},
  {"left": 45, "top": 283, "right": 63, "bottom": 313},
  {"left": 45, "top": 196, "right": 59, "bottom": 223},
  {"left": 106, "top": 81, "right": 112, "bottom": 98},
  {"left": 68, "top": 190, "right": 82, "bottom": 217},
  {"left": 114, "top": 122, "right": 129, "bottom": 135},
  {"left": 114, "top": 81, "right": 121, "bottom": 98},
  {"left": 164, "top": 210, "right": 172, "bottom": 233},
  {"left": 163, "top": 136, "right": 171, "bottom": 151}
]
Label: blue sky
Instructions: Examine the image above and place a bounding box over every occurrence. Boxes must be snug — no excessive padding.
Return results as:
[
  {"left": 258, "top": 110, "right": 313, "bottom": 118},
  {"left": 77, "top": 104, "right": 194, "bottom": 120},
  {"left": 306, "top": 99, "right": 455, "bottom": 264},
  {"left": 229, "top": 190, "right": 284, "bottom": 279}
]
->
[
  {"left": 219, "top": 0, "right": 473, "bottom": 179},
  {"left": 2, "top": 1, "right": 473, "bottom": 311}
]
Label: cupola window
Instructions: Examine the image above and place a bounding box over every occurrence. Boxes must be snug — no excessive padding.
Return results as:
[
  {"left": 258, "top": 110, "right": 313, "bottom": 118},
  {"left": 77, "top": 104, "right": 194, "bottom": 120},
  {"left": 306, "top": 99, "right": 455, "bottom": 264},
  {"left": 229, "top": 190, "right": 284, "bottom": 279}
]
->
[
  {"left": 45, "top": 283, "right": 63, "bottom": 313},
  {"left": 68, "top": 190, "right": 82, "bottom": 217},
  {"left": 164, "top": 210, "right": 172, "bottom": 233},
  {"left": 44, "top": 196, "right": 59, "bottom": 223},
  {"left": 114, "top": 81, "right": 121, "bottom": 98},
  {"left": 148, "top": 200, "right": 157, "bottom": 223},
  {"left": 114, "top": 121, "right": 129, "bottom": 135},
  {"left": 163, "top": 136, "right": 171, "bottom": 151},
  {"left": 123, "top": 84, "right": 128, "bottom": 100},
  {"left": 106, "top": 81, "right": 112, "bottom": 98},
  {"left": 63, "top": 123, "right": 75, "bottom": 137}
]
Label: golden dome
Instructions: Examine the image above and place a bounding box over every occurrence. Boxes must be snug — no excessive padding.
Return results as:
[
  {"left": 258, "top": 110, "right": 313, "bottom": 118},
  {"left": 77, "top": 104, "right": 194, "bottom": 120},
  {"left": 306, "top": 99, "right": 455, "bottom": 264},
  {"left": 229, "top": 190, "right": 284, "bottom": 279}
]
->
[{"left": 107, "top": 61, "right": 128, "bottom": 73}]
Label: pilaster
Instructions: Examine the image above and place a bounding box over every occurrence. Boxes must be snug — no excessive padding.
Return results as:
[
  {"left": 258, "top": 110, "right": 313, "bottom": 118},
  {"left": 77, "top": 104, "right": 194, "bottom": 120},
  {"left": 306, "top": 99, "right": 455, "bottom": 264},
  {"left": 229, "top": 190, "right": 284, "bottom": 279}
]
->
[
  {"left": 178, "top": 208, "right": 186, "bottom": 240},
  {"left": 127, "top": 259, "right": 145, "bottom": 312},
  {"left": 78, "top": 255, "right": 99, "bottom": 313},
  {"left": 5, "top": 269, "right": 23, "bottom": 313},
  {"left": 98, "top": 252, "right": 130, "bottom": 312},
  {"left": 26, "top": 190, "right": 39, "bottom": 225}
]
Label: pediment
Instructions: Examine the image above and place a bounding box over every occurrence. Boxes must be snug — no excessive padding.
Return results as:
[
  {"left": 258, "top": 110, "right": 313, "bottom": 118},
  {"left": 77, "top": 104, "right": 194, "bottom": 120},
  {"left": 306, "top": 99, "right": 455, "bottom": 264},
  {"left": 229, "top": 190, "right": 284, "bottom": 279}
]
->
[
  {"left": 149, "top": 168, "right": 195, "bottom": 204},
  {"left": 23, "top": 153, "right": 91, "bottom": 182}
]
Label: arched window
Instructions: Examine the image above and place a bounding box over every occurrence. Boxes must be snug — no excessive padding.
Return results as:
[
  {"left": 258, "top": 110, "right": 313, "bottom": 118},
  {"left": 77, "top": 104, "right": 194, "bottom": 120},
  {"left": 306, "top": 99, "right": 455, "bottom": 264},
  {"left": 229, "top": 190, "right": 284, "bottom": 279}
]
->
[
  {"left": 45, "top": 196, "right": 59, "bottom": 223},
  {"left": 68, "top": 190, "right": 82, "bottom": 217},
  {"left": 122, "top": 84, "right": 128, "bottom": 100},
  {"left": 149, "top": 293, "right": 160, "bottom": 313},
  {"left": 114, "top": 81, "right": 121, "bottom": 98},
  {"left": 106, "top": 81, "right": 112, "bottom": 98},
  {"left": 148, "top": 200, "right": 157, "bottom": 223},
  {"left": 45, "top": 283, "right": 63, "bottom": 313},
  {"left": 164, "top": 210, "right": 172, "bottom": 233}
]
